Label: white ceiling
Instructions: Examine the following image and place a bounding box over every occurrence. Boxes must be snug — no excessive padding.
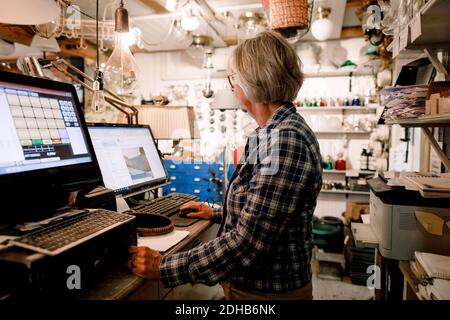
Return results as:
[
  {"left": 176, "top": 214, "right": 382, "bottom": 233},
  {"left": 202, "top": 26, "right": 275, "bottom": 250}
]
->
[{"left": 70, "top": 0, "right": 361, "bottom": 52}]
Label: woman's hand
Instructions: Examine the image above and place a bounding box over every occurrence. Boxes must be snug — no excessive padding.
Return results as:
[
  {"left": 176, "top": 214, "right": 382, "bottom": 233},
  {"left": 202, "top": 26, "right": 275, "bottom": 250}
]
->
[
  {"left": 129, "top": 246, "right": 161, "bottom": 280},
  {"left": 180, "top": 201, "right": 213, "bottom": 220}
]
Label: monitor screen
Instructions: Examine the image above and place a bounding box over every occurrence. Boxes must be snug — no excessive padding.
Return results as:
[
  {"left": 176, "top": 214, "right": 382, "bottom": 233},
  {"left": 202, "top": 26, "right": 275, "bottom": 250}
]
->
[
  {"left": 0, "top": 71, "right": 101, "bottom": 225},
  {"left": 0, "top": 80, "right": 92, "bottom": 175},
  {"left": 88, "top": 124, "right": 168, "bottom": 197}
]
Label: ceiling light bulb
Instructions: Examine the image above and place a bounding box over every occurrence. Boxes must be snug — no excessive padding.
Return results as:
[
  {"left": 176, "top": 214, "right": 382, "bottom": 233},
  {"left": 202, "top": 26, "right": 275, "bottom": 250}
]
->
[
  {"left": 181, "top": 15, "right": 200, "bottom": 31},
  {"left": 91, "top": 71, "right": 107, "bottom": 113},
  {"left": 104, "top": 37, "right": 140, "bottom": 96},
  {"left": 119, "top": 27, "right": 141, "bottom": 47},
  {"left": 311, "top": 7, "right": 333, "bottom": 41},
  {"left": 165, "top": 0, "right": 179, "bottom": 12}
]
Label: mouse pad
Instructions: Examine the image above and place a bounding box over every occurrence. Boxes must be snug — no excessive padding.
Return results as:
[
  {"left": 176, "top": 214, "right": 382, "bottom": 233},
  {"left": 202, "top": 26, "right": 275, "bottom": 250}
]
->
[{"left": 171, "top": 213, "right": 200, "bottom": 227}]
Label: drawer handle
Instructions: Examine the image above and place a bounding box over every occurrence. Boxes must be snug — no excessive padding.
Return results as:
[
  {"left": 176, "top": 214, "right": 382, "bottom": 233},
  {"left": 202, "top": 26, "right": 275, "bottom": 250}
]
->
[
  {"left": 170, "top": 188, "right": 177, "bottom": 192},
  {"left": 170, "top": 165, "right": 176, "bottom": 169},
  {"left": 194, "top": 165, "right": 201, "bottom": 170},
  {"left": 170, "top": 176, "right": 177, "bottom": 180},
  {"left": 194, "top": 177, "right": 201, "bottom": 182},
  {"left": 194, "top": 189, "right": 200, "bottom": 194}
]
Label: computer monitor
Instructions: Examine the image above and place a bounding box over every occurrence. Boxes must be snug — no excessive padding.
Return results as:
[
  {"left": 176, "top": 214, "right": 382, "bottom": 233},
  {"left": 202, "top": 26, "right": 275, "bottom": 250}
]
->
[
  {"left": 0, "top": 71, "right": 102, "bottom": 225},
  {"left": 87, "top": 123, "right": 169, "bottom": 197}
]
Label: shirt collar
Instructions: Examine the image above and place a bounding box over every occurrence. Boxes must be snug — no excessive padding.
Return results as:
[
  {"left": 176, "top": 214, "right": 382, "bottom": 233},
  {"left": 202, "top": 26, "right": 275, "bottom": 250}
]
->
[{"left": 258, "top": 101, "right": 296, "bottom": 131}]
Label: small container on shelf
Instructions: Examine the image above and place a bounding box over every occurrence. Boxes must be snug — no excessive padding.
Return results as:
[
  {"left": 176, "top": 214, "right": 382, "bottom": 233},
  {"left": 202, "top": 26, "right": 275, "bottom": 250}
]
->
[
  {"left": 360, "top": 148, "right": 369, "bottom": 171},
  {"left": 323, "top": 155, "right": 334, "bottom": 170},
  {"left": 343, "top": 97, "right": 350, "bottom": 107},
  {"left": 351, "top": 94, "right": 361, "bottom": 106},
  {"left": 335, "top": 153, "right": 346, "bottom": 170}
]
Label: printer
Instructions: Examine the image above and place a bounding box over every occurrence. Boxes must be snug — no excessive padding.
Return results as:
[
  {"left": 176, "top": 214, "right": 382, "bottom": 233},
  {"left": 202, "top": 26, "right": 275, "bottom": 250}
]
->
[{"left": 366, "top": 178, "right": 450, "bottom": 260}]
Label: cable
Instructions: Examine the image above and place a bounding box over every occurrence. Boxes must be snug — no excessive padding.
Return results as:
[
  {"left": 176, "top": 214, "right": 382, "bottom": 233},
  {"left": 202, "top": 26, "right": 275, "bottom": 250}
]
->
[{"left": 96, "top": 0, "right": 99, "bottom": 68}]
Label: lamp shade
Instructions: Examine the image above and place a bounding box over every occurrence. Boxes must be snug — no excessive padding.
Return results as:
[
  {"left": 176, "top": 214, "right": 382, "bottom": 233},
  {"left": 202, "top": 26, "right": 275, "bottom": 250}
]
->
[
  {"left": 211, "top": 89, "right": 239, "bottom": 110},
  {"left": 12, "top": 43, "right": 43, "bottom": 57},
  {"left": 137, "top": 105, "right": 200, "bottom": 140},
  {"left": 0, "top": 39, "right": 14, "bottom": 56},
  {"left": 30, "top": 35, "right": 60, "bottom": 52},
  {"left": 0, "top": 0, "right": 59, "bottom": 25}
]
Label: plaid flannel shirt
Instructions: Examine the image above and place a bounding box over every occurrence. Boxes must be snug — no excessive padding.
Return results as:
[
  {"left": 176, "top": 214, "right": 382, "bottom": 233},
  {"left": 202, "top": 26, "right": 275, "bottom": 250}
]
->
[{"left": 160, "top": 102, "right": 322, "bottom": 292}]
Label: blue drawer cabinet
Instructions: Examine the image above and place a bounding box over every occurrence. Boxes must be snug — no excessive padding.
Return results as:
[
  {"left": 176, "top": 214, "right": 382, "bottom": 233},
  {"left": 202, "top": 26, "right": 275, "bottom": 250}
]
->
[{"left": 162, "top": 160, "right": 224, "bottom": 203}]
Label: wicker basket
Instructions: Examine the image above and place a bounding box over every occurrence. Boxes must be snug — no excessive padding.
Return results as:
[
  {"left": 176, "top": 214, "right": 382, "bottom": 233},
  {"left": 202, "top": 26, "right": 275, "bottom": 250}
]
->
[{"left": 270, "top": 0, "right": 309, "bottom": 30}]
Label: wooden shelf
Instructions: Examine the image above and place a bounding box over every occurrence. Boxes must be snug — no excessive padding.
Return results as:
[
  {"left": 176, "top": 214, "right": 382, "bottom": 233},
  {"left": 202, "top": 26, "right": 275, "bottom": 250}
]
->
[
  {"left": 314, "top": 130, "right": 372, "bottom": 134},
  {"left": 405, "top": 0, "right": 450, "bottom": 50},
  {"left": 320, "top": 190, "right": 370, "bottom": 195},
  {"left": 384, "top": 114, "right": 450, "bottom": 127},
  {"left": 384, "top": 114, "right": 450, "bottom": 171},
  {"left": 297, "top": 106, "right": 378, "bottom": 111},
  {"left": 304, "top": 68, "right": 374, "bottom": 78}
]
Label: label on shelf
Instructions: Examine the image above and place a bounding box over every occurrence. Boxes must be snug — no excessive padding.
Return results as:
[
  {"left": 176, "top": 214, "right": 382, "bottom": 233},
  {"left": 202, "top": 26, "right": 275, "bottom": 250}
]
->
[
  {"left": 410, "top": 14, "right": 422, "bottom": 42},
  {"left": 393, "top": 25, "right": 400, "bottom": 58},
  {"left": 399, "top": 26, "right": 409, "bottom": 51}
]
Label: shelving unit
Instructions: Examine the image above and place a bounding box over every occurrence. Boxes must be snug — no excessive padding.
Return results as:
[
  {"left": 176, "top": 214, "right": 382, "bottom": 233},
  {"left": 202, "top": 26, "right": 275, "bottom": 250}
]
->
[
  {"left": 297, "top": 106, "right": 378, "bottom": 111},
  {"left": 314, "top": 130, "right": 372, "bottom": 135},
  {"left": 404, "top": 0, "right": 450, "bottom": 50},
  {"left": 385, "top": 114, "right": 450, "bottom": 171},
  {"left": 303, "top": 68, "right": 375, "bottom": 78}
]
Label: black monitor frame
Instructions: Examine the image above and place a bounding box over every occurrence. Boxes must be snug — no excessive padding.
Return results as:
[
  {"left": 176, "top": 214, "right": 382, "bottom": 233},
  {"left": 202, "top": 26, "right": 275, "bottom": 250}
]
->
[
  {"left": 87, "top": 123, "right": 169, "bottom": 198},
  {"left": 0, "top": 71, "right": 103, "bottom": 226}
]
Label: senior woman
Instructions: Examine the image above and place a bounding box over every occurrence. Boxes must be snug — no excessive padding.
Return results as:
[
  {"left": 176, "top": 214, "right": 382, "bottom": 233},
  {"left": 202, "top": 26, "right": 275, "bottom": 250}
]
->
[{"left": 129, "top": 30, "right": 322, "bottom": 300}]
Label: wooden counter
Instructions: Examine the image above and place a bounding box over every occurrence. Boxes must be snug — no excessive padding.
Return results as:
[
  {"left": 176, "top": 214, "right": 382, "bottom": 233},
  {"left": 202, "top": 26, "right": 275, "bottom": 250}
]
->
[{"left": 80, "top": 219, "right": 214, "bottom": 300}]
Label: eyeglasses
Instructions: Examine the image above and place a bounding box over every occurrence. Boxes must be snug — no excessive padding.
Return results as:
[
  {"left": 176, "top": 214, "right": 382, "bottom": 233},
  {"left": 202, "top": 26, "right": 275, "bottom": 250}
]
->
[{"left": 227, "top": 73, "right": 236, "bottom": 89}]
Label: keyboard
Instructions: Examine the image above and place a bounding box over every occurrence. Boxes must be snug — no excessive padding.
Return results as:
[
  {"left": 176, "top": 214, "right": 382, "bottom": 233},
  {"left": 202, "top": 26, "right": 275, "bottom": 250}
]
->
[
  {"left": 131, "top": 193, "right": 198, "bottom": 217},
  {"left": 11, "top": 209, "right": 135, "bottom": 256}
]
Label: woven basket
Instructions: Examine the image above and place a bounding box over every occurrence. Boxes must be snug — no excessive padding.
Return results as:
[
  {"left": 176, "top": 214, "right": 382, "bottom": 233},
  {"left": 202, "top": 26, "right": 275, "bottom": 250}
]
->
[{"left": 270, "top": 0, "right": 309, "bottom": 30}]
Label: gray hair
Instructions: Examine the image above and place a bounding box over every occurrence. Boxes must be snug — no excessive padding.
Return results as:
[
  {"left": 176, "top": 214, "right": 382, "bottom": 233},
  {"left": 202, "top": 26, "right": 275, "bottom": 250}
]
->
[{"left": 229, "top": 30, "right": 304, "bottom": 104}]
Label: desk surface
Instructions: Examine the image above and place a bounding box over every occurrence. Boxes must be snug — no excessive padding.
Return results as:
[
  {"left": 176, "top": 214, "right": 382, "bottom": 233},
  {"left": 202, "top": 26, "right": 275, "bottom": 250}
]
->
[{"left": 80, "top": 219, "right": 214, "bottom": 300}]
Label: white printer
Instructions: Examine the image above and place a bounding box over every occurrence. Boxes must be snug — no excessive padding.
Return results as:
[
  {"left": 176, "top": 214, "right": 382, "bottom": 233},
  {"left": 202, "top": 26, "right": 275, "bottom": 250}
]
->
[{"left": 365, "top": 178, "right": 450, "bottom": 260}]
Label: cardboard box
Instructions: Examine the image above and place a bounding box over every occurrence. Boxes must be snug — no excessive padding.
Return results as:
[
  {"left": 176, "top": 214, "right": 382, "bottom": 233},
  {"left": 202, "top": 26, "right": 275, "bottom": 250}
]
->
[
  {"left": 345, "top": 201, "right": 369, "bottom": 224},
  {"left": 429, "top": 93, "right": 440, "bottom": 115},
  {"left": 439, "top": 97, "right": 450, "bottom": 114}
]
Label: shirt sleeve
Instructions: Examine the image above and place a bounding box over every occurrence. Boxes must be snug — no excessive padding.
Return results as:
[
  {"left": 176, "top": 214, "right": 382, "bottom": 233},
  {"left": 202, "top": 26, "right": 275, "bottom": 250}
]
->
[
  {"left": 160, "top": 129, "right": 313, "bottom": 287},
  {"left": 211, "top": 207, "right": 223, "bottom": 224}
]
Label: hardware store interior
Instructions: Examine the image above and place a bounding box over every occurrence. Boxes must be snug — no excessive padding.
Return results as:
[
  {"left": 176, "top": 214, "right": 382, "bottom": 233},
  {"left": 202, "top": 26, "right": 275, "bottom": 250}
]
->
[{"left": 0, "top": 0, "right": 449, "bottom": 301}]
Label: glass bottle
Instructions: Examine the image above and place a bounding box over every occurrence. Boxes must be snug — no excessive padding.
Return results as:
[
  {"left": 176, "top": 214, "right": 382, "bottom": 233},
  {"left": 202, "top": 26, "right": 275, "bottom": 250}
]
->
[
  {"left": 360, "top": 148, "right": 369, "bottom": 171},
  {"left": 343, "top": 97, "right": 350, "bottom": 107},
  {"left": 335, "top": 152, "right": 346, "bottom": 171},
  {"left": 323, "top": 155, "right": 334, "bottom": 170},
  {"left": 352, "top": 94, "right": 361, "bottom": 106}
]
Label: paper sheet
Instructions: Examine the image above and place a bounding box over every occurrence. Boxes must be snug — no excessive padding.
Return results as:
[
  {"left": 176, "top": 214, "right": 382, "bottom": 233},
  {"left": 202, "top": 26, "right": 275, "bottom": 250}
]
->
[{"left": 138, "top": 230, "right": 190, "bottom": 252}]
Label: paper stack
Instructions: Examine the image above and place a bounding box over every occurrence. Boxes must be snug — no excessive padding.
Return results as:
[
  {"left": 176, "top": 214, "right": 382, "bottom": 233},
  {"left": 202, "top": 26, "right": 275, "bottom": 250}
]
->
[
  {"left": 404, "top": 172, "right": 450, "bottom": 198},
  {"left": 410, "top": 251, "right": 450, "bottom": 300},
  {"left": 380, "top": 85, "right": 429, "bottom": 120}
]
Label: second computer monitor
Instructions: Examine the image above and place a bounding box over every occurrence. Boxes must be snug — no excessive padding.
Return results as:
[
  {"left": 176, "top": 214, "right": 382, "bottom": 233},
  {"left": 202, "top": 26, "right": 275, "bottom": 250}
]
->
[{"left": 88, "top": 123, "right": 168, "bottom": 197}]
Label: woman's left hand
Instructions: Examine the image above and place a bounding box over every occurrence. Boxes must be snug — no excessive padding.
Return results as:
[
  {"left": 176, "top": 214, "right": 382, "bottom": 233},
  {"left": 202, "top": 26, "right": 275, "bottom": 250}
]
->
[{"left": 129, "top": 246, "right": 162, "bottom": 280}]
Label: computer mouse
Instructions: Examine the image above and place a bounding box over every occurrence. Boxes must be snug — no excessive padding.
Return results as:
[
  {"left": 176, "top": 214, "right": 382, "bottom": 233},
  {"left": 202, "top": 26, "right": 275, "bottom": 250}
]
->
[{"left": 179, "top": 208, "right": 198, "bottom": 218}]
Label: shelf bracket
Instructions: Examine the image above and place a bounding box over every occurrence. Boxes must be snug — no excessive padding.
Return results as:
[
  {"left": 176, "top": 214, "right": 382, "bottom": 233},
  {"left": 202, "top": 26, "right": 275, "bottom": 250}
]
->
[
  {"left": 421, "top": 127, "right": 450, "bottom": 171},
  {"left": 424, "top": 49, "right": 450, "bottom": 81}
]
